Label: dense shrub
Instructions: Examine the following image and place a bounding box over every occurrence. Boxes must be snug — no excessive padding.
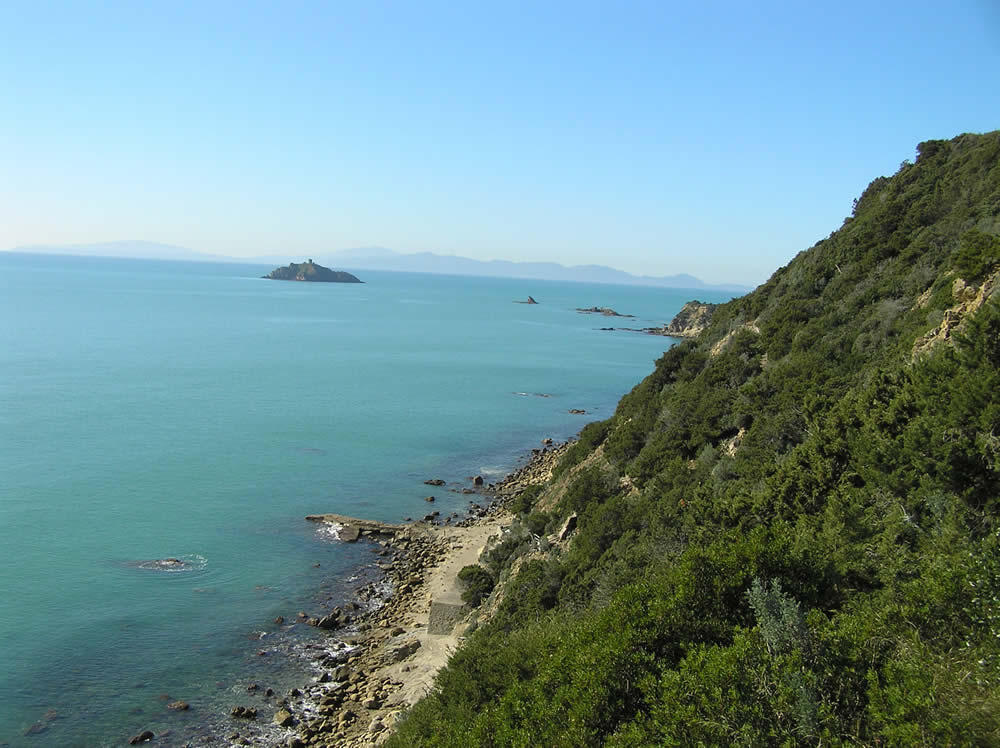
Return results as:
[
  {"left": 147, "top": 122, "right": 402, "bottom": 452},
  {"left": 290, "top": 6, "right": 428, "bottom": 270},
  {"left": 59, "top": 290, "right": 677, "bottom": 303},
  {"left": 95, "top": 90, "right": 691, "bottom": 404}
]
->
[{"left": 457, "top": 565, "right": 495, "bottom": 607}]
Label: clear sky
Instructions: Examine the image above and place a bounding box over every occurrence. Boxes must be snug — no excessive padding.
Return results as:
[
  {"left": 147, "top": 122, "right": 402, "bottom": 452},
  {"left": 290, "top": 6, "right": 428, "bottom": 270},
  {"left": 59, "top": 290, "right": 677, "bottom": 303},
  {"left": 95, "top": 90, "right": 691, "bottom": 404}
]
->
[{"left": 2, "top": 0, "right": 998, "bottom": 285}]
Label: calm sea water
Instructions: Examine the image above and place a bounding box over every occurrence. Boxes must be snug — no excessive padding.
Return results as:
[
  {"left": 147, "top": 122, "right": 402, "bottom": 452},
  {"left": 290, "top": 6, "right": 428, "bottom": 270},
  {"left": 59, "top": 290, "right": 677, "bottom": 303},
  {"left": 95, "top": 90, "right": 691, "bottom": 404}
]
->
[{"left": 0, "top": 253, "right": 736, "bottom": 745}]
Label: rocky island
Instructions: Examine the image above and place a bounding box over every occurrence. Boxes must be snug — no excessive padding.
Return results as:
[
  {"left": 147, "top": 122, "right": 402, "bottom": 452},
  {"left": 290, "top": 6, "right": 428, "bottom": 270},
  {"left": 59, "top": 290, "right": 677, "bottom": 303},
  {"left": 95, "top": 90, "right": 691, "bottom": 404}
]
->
[
  {"left": 263, "top": 260, "right": 363, "bottom": 283},
  {"left": 576, "top": 306, "right": 634, "bottom": 317}
]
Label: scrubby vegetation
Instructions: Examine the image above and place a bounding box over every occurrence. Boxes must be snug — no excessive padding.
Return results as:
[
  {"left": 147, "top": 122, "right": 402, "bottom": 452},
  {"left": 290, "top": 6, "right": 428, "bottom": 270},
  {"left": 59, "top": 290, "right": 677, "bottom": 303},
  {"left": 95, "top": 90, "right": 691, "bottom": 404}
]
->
[
  {"left": 457, "top": 565, "right": 495, "bottom": 607},
  {"left": 388, "top": 131, "right": 1000, "bottom": 746}
]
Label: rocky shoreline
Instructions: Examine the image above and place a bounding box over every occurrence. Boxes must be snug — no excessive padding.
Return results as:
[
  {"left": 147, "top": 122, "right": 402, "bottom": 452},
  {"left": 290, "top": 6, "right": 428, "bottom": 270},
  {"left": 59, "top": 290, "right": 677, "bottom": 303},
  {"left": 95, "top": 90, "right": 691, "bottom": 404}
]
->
[{"left": 206, "top": 442, "right": 568, "bottom": 748}]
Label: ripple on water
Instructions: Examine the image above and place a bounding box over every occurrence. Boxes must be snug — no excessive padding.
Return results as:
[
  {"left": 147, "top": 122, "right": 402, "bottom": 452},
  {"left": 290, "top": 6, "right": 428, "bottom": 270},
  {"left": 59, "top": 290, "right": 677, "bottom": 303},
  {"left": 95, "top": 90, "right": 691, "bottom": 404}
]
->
[{"left": 123, "top": 553, "right": 209, "bottom": 573}]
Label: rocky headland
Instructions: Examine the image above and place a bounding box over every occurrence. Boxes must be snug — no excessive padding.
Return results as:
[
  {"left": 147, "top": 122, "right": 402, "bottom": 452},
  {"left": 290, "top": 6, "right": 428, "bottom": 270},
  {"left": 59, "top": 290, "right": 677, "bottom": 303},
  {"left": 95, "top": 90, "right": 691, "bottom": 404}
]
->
[
  {"left": 592, "top": 300, "right": 718, "bottom": 338},
  {"left": 643, "top": 300, "right": 717, "bottom": 337},
  {"left": 264, "top": 261, "right": 363, "bottom": 283}
]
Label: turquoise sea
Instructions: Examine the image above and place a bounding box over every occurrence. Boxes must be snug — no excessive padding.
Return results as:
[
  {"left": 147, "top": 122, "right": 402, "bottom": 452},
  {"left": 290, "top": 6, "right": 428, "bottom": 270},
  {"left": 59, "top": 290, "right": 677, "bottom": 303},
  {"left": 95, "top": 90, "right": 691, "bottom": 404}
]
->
[{"left": 0, "top": 253, "right": 737, "bottom": 746}]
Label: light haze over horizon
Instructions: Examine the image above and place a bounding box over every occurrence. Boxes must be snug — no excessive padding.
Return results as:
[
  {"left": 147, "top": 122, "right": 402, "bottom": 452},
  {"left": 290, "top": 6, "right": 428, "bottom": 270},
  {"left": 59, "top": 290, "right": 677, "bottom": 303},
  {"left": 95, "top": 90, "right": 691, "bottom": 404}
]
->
[{"left": 3, "top": 0, "right": 999, "bottom": 286}]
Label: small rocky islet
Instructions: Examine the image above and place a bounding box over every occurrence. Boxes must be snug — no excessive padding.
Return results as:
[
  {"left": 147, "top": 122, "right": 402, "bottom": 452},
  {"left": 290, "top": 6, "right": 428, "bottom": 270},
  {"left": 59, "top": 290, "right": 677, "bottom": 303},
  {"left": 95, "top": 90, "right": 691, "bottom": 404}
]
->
[
  {"left": 263, "top": 260, "right": 363, "bottom": 283},
  {"left": 575, "top": 305, "right": 634, "bottom": 317}
]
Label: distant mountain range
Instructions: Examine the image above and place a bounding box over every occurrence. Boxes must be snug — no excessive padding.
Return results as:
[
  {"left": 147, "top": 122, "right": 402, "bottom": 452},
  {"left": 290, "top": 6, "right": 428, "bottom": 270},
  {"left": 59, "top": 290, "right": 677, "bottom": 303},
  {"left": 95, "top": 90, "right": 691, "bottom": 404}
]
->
[
  {"left": 5, "top": 241, "right": 750, "bottom": 292},
  {"left": 9, "top": 241, "right": 234, "bottom": 263}
]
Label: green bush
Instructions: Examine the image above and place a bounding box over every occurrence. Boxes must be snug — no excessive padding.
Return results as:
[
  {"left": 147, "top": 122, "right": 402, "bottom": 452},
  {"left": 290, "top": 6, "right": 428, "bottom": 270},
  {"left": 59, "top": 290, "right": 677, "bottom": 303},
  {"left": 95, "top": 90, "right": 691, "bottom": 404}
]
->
[
  {"left": 457, "top": 565, "right": 495, "bottom": 607},
  {"left": 552, "top": 420, "right": 610, "bottom": 478},
  {"left": 524, "top": 511, "right": 548, "bottom": 536},
  {"left": 509, "top": 484, "right": 543, "bottom": 515},
  {"left": 954, "top": 229, "right": 1000, "bottom": 283}
]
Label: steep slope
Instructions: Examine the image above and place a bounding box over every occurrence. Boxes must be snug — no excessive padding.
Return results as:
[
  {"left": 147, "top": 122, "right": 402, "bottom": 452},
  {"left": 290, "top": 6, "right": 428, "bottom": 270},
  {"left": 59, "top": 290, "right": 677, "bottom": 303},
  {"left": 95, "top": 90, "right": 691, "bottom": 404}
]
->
[{"left": 389, "top": 132, "right": 1000, "bottom": 747}]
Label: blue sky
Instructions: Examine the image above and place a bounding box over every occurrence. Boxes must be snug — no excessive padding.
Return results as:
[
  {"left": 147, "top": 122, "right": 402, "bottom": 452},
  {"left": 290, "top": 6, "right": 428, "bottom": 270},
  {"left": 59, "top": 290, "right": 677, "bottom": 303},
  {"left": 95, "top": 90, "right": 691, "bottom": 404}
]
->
[{"left": 2, "top": 1, "right": 998, "bottom": 284}]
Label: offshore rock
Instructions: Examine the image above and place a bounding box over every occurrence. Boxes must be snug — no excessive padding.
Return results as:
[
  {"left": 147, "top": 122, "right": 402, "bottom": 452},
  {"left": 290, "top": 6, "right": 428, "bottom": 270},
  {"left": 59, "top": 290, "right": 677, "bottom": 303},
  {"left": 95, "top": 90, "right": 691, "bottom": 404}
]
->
[
  {"left": 263, "top": 260, "right": 362, "bottom": 283},
  {"left": 576, "top": 306, "right": 634, "bottom": 317}
]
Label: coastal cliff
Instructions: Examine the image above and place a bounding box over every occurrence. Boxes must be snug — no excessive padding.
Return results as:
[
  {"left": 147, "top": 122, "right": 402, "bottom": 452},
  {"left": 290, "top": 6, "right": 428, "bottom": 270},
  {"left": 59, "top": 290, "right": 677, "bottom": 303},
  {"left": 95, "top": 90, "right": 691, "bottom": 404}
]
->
[
  {"left": 251, "top": 132, "right": 1000, "bottom": 748},
  {"left": 379, "top": 132, "right": 1000, "bottom": 745},
  {"left": 661, "top": 299, "right": 717, "bottom": 337},
  {"left": 264, "top": 260, "right": 362, "bottom": 283}
]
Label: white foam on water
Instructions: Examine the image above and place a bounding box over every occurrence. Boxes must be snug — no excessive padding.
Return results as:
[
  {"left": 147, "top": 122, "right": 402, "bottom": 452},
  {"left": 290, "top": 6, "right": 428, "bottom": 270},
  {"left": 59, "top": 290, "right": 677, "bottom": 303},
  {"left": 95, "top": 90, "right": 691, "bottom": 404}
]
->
[
  {"left": 314, "top": 523, "right": 344, "bottom": 542},
  {"left": 477, "top": 465, "right": 507, "bottom": 478}
]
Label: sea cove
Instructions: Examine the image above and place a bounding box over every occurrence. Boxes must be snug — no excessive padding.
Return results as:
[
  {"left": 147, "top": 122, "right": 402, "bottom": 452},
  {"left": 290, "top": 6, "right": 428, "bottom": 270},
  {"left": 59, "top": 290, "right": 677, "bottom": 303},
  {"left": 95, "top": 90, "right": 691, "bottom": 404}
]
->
[{"left": 0, "top": 253, "right": 735, "bottom": 746}]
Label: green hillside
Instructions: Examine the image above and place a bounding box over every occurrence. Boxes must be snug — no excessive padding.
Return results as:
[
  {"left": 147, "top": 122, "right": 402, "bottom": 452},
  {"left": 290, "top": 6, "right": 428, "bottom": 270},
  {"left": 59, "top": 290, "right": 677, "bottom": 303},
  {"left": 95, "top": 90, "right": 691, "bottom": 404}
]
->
[{"left": 389, "top": 131, "right": 1000, "bottom": 746}]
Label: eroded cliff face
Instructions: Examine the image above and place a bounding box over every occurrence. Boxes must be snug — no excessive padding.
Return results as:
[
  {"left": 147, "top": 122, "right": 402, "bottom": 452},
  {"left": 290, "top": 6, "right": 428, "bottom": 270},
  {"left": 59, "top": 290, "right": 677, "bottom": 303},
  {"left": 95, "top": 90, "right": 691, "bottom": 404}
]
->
[
  {"left": 912, "top": 269, "right": 1000, "bottom": 358},
  {"left": 664, "top": 300, "right": 718, "bottom": 337}
]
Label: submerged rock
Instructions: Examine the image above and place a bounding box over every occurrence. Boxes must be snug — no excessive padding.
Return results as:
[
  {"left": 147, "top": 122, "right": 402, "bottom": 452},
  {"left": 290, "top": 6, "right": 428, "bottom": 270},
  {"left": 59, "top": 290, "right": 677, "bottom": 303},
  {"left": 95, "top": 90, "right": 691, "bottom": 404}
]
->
[{"left": 130, "top": 558, "right": 185, "bottom": 571}]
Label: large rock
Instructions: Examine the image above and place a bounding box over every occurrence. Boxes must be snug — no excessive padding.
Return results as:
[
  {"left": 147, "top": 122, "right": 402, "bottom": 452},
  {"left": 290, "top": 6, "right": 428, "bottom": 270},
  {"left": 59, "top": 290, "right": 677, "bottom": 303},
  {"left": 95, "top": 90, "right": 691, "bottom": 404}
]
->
[
  {"left": 558, "top": 513, "right": 578, "bottom": 542},
  {"left": 314, "top": 609, "right": 344, "bottom": 629},
  {"left": 389, "top": 638, "right": 422, "bottom": 661}
]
